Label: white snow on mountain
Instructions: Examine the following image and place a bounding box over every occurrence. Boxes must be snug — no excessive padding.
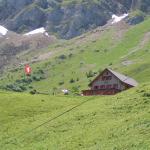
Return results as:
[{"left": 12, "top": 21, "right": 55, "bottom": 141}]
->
[
  {"left": 111, "top": 14, "right": 128, "bottom": 24},
  {"left": 0, "top": 25, "right": 8, "bottom": 36},
  {"left": 24, "top": 27, "right": 49, "bottom": 36}
]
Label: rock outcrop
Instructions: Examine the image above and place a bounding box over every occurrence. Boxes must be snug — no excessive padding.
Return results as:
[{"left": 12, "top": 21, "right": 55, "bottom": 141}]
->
[{"left": 0, "top": 0, "right": 149, "bottom": 39}]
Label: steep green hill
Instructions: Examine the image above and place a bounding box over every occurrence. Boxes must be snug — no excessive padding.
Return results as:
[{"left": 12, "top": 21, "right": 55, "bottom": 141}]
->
[
  {"left": 0, "top": 18, "right": 150, "bottom": 94},
  {"left": 0, "top": 83, "right": 149, "bottom": 149}
]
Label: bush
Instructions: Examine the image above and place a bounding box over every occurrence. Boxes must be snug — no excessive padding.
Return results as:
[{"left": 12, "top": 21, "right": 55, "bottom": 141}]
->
[
  {"left": 94, "top": 49, "right": 100, "bottom": 52},
  {"left": 80, "top": 50, "right": 84, "bottom": 53},
  {"left": 30, "top": 89, "right": 37, "bottom": 95},
  {"left": 21, "top": 78, "right": 32, "bottom": 84},
  {"left": 68, "top": 53, "right": 73, "bottom": 58},
  {"left": 86, "top": 70, "right": 95, "bottom": 78},
  {"left": 71, "top": 86, "right": 80, "bottom": 95},
  {"left": 143, "top": 92, "right": 150, "bottom": 97},
  {"left": 69, "top": 78, "right": 75, "bottom": 83},
  {"left": 6, "top": 84, "right": 25, "bottom": 92},
  {"left": 16, "top": 79, "right": 23, "bottom": 83},
  {"left": 37, "top": 69, "right": 45, "bottom": 74},
  {"left": 109, "top": 62, "right": 113, "bottom": 66},
  {"left": 58, "top": 54, "right": 67, "bottom": 60},
  {"left": 15, "top": 78, "right": 32, "bottom": 84},
  {"left": 29, "top": 86, "right": 33, "bottom": 89},
  {"left": 59, "top": 81, "right": 64, "bottom": 85},
  {"left": 19, "top": 85, "right": 27, "bottom": 91},
  {"left": 32, "top": 75, "right": 41, "bottom": 81}
]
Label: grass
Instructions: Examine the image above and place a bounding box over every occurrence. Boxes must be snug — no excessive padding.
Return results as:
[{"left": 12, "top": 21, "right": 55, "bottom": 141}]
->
[
  {"left": 0, "top": 19, "right": 149, "bottom": 149},
  {"left": 0, "top": 2, "right": 150, "bottom": 150},
  {"left": 1, "top": 18, "right": 150, "bottom": 94},
  {"left": 0, "top": 83, "right": 150, "bottom": 150}
]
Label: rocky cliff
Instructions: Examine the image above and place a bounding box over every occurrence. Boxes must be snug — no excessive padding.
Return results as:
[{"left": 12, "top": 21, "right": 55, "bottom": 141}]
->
[{"left": 0, "top": 0, "right": 149, "bottom": 39}]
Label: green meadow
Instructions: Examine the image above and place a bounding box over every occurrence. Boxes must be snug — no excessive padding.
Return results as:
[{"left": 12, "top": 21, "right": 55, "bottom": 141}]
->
[{"left": 0, "top": 83, "right": 150, "bottom": 150}]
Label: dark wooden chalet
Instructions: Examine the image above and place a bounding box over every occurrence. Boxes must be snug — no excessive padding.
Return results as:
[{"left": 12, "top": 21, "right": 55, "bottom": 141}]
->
[{"left": 82, "top": 68, "right": 138, "bottom": 96}]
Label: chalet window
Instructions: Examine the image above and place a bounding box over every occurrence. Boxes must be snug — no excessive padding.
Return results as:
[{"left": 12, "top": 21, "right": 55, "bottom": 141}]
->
[
  {"left": 102, "top": 76, "right": 112, "bottom": 80},
  {"left": 108, "top": 76, "right": 112, "bottom": 80},
  {"left": 94, "top": 86, "right": 99, "bottom": 90},
  {"left": 113, "top": 84, "right": 118, "bottom": 89},
  {"left": 106, "top": 85, "right": 112, "bottom": 89},
  {"left": 100, "top": 85, "right": 105, "bottom": 89}
]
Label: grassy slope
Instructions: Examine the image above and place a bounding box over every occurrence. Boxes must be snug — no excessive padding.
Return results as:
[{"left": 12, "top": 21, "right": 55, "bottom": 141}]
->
[
  {"left": 0, "top": 18, "right": 150, "bottom": 150},
  {"left": 33, "top": 18, "right": 150, "bottom": 91},
  {"left": 0, "top": 83, "right": 150, "bottom": 150},
  {"left": 0, "top": 19, "right": 150, "bottom": 94}
]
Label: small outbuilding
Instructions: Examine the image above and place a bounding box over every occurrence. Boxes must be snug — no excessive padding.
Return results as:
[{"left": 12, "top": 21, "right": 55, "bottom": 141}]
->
[{"left": 82, "top": 68, "right": 138, "bottom": 96}]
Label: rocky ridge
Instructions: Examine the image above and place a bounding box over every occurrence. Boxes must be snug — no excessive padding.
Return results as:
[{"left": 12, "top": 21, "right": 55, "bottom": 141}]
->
[{"left": 0, "top": 0, "right": 149, "bottom": 39}]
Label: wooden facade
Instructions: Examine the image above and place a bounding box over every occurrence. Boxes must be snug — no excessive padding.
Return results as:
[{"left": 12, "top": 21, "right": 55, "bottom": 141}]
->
[{"left": 82, "top": 68, "right": 138, "bottom": 96}]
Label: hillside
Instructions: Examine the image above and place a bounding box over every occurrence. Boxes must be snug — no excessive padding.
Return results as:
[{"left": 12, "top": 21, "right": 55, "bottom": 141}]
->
[
  {"left": 0, "top": 0, "right": 149, "bottom": 39},
  {"left": 0, "top": 83, "right": 149, "bottom": 149},
  {"left": 0, "top": 1, "right": 150, "bottom": 149},
  {"left": 0, "top": 26, "right": 56, "bottom": 70},
  {"left": 0, "top": 17, "right": 150, "bottom": 94}
]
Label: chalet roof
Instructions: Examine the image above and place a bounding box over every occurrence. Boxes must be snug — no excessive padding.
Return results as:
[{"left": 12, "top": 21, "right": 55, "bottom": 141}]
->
[
  {"left": 107, "top": 69, "right": 138, "bottom": 87},
  {"left": 89, "top": 68, "right": 138, "bottom": 87}
]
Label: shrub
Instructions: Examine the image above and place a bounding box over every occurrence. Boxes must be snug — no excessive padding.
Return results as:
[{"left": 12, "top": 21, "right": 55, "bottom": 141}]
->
[
  {"left": 94, "top": 49, "right": 100, "bottom": 52},
  {"left": 21, "top": 78, "right": 32, "bottom": 84},
  {"left": 16, "top": 79, "right": 23, "bottom": 83},
  {"left": 68, "top": 53, "right": 73, "bottom": 58},
  {"left": 86, "top": 70, "right": 95, "bottom": 78},
  {"left": 70, "top": 78, "right": 75, "bottom": 83},
  {"left": 76, "top": 78, "right": 79, "bottom": 81},
  {"left": 143, "top": 92, "right": 150, "bottom": 97},
  {"left": 69, "top": 48, "right": 74, "bottom": 51},
  {"left": 6, "top": 84, "right": 25, "bottom": 92},
  {"left": 104, "top": 49, "right": 108, "bottom": 53},
  {"left": 37, "top": 69, "right": 44, "bottom": 74},
  {"left": 59, "top": 81, "right": 64, "bottom": 85},
  {"left": 109, "top": 62, "right": 113, "bottom": 66},
  {"left": 58, "top": 54, "right": 67, "bottom": 60},
  {"left": 80, "top": 50, "right": 84, "bottom": 53},
  {"left": 19, "top": 85, "right": 27, "bottom": 91},
  {"left": 80, "top": 61, "right": 84, "bottom": 65},
  {"left": 29, "top": 86, "right": 33, "bottom": 89},
  {"left": 71, "top": 86, "right": 80, "bottom": 95},
  {"left": 30, "top": 89, "right": 37, "bottom": 95},
  {"left": 32, "top": 76, "right": 41, "bottom": 81}
]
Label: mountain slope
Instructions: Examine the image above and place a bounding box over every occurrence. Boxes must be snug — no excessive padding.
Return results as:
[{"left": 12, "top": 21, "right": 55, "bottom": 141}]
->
[
  {"left": 0, "top": 18, "right": 150, "bottom": 94},
  {"left": 0, "top": 26, "right": 56, "bottom": 70},
  {"left": 0, "top": 0, "right": 149, "bottom": 39}
]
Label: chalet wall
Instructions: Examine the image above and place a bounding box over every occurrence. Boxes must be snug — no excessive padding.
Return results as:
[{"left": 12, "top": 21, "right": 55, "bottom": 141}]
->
[{"left": 91, "top": 70, "right": 125, "bottom": 91}]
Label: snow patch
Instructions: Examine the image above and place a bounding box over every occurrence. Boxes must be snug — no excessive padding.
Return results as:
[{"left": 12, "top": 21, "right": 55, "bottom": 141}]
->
[
  {"left": 44, "top": 32, "right": 50, "bottom": 37},
  {"left": 111, "top": 14, "right": 128, "bottom": 24},
  {"left": 24, "top": 27, "right": 49, "bottom": 36},
  {"left": 0, "top": 25, "right": 8, "bottom": 36}
]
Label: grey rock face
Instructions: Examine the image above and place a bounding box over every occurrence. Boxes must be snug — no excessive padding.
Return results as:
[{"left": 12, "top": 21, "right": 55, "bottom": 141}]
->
[
  {"left": 127, "top": 16, "right": 144, "bottom": 25},
  {"left": 140, "top": 0, "right": 150, "bottom": 13},
  {"left": 5, "top": 5, "right": 46, "bottom": 32},
  {"left": 0, "top": 0, "right": 34, "bottom": 20},
  {"left": 45, "top": 0, "right": 131, "bottom": 39},
  {"left": 0, "top": 0, "right": 148, "bottom": 39}
]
